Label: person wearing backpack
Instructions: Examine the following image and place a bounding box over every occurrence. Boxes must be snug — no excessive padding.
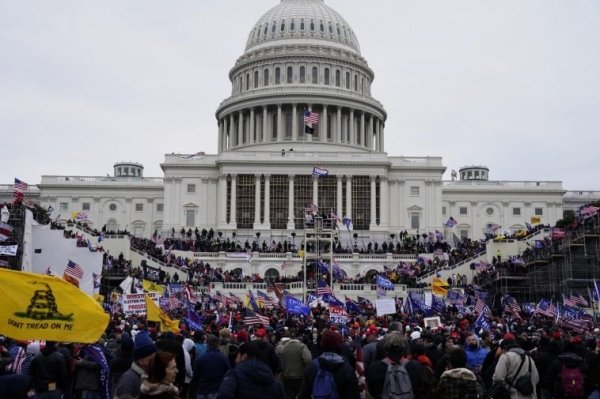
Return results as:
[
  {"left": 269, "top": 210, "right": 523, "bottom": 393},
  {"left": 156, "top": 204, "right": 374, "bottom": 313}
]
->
[
  {"left": 433, "top": 346, "right": 484, "bottom": 399},
  {"left": 492, "top": 336, "right": 539, "bottom": 399},
  {"left": 546, "top": 341, "right": 592, "bottom": 399},
  {"left": 366, "top": 331, "right": 424, "bottom": 399},
  {"left": 298, "top": 329, "right": 360, "bottom": 399}
]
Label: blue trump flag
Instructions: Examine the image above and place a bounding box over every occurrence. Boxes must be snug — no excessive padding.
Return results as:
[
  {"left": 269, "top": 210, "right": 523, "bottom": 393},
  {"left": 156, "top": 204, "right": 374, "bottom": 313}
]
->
[
  {"left": 475, "top": 311, "right": 491, "bottom": 331},
  {"left": 285, "top": 295, "right": 311, "bottom": 316},
  {"left": 376, "top": 275, "right": 394, "bottom": 290},
  {"left": 345, "top": 296, "right": 363, "bottom": 314}
]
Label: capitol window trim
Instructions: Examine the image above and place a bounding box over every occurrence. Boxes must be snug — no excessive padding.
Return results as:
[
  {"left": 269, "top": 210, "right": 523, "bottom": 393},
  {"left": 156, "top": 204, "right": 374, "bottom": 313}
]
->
[
  {"left": 264, "top": 69, "right": 269, "bottom": 86},
  {"left": 513, "top": 207, "right": 521, "bottom": 216},
  {"left": 335, "top": 70, "right": 341, "bottom": 87},
  {"left": 290, "top": 20, "right": 295, "bottom": 31},
  {"left": 324, "top": 68, "right": 330, "bottom": 85},
  {"left": 254, "top": 71, "right": 259, "bottom": 88},
  {"left": 346, "top": 72, "right": 350, "bottom": 89},
  {"left": 300, "top": 19, "right": 305, "bottom": 31},
  {"left": 300, "top": 66, "right": 305, "bottom": 83},
  {"left": 459, "top": 207, "right": 468, "bottom": 215},
  {"left": 287, "top": 66, "right": 293, "bottom": 84},
  {"left": 135, "top": 203, "right": 144, "bottom": 212},
  {"left": 535, "top": 208, "right": 543, "bottom": 216},
  {"left": 312, "top": 67, "right": 318, "bottom": 84},
  {"left": 275, "top": 67, "right": 281, "bottom": 84}
]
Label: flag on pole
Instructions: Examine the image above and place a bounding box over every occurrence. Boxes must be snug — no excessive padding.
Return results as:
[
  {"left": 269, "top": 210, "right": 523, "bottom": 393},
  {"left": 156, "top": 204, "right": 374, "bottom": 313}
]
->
[
  {"left": 432, "top": 277, "right": 449, "bottom": 296},
  {"left": 146, "top": 294, "right": 180, "bottom": 333},
  {"left": 443, "top": 217, "right": 457, "bottom": 228},
  {"left": 243, "top": 309, "right": 270, "bottom": 326}
]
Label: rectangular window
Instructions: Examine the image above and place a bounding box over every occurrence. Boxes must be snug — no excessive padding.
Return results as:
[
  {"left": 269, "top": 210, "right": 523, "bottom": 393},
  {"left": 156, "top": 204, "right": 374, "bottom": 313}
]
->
[
  {"left": 135, "top": 203, "right": 143, "bottom": 212},
  {"left": 134, "top": 226, "right": 144, "bottom": 237},
  {"left": 459, "top": 207, "right": 468, "bottom": 215},
  {"left": 60, "top": 202, "right": 68, "bottom": 211},
  {"left": 186, "top": 210, "right": 195, "bottom": 227},
  {"left": 82, "top": 202, "right": 90, "bottom": 211},
  {"left": 513, "top": 207, "right": 521, "bottom": 216},
  {"left": 410, "top": 186, "right": 419, "bottom": 196},
  {"left": 535, "top": 208, "right": 543, "bottom": 216},
  {"left": 411, "top": 212, "right": 420, "bottom": 229},
  {"left": 187, "top": 184, "right": 196, "bottom": 193},
  {"left": 442, "top": 206, "right": 446, "bottom": 215},
  {"left": 156, "top": 203, "right": 164, "bottom": 212}
]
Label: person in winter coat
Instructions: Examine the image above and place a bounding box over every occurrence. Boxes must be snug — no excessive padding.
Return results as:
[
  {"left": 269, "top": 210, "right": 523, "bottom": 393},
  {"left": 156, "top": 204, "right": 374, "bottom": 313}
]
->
[
  {"left": 298, "top": 329, "right": 359, "bottom": 399},
  {"left": 367, "top": 331, "right": 427, "bottom": 399},
  {"left": 546, "top": 341, "right": 593, "bottom": 399},
  {"left": 114, "top": 330, "right": 157, "bottom": 399},
  {"left": 217, "top": 340, "right": 283, "bottom": 399},
  {"left": 189, "top": 335, "right": 230, "bottom": 399},
  {"left": 28, "top": 341, "right": 69, "bottom": 399},
  {"left": 433, "top": 347, "right": 484, "bottom": 399},
  {"left": 465, "top": 333, "right": 490, "bottom": 373},
  {"left": 278, "top": 335, "right": 312, "bottom": 399},
  {"left": 139, "top": 351, "right": 179, "bottom": 399},
  {"left": 492, "top": 336, "right": 540, "bottom": 399},
  {"left": 109, "top": 333, "right": 134, "bottom": 397}
]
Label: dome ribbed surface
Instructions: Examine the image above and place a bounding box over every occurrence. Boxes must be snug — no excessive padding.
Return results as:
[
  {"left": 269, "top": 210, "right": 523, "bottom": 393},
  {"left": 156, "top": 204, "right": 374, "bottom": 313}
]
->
[{"left": 245, "top": 0, "right": 361, "bottom": 54}]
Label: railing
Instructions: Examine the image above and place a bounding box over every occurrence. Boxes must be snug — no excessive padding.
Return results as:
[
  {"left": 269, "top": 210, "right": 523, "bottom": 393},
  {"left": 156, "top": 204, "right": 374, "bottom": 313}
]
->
[{"left": 418, "top": 250, "right": 487, "bottom": 282}]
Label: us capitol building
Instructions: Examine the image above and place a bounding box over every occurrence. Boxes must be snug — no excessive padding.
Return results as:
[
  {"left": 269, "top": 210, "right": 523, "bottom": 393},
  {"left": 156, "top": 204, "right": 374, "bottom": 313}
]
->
[{"left": 4, "top": 0, "right": 596, "bottom": 244}]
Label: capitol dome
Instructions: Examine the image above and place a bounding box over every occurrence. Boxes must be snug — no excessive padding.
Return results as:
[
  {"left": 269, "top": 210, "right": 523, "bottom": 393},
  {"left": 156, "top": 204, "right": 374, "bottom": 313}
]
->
[
  {"left": 215, "top": 0, "right": 386, "bottom": 155},
  {"left": 245, "top": 0, "right": 361, "bottom": 54}
]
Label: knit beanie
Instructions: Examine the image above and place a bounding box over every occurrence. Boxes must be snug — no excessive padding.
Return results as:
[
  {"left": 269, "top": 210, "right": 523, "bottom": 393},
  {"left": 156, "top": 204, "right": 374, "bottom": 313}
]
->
[
  {"left": 320, "top": 330, "right": 342, "bottom": 352},
  {"left": 134, "top": 331, "right": 157, "bottom": 360}
]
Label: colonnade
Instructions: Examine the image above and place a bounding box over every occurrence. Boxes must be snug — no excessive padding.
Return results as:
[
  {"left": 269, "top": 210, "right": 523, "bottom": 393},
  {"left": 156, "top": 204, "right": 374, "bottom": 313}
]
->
[{"left": 217, "top": 104, "right": 385, "bottom": 152}]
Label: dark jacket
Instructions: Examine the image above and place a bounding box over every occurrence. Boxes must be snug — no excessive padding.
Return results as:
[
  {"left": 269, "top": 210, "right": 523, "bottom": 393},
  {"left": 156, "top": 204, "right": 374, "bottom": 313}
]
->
[
  {"left": 138, "top": 378, "right": 179, "bottom": 399},
  {"left": 114, "top": 361, "right": 145, "bottom": 399},
  {"left": 433, "top": 367, "right": 484, "bottom": 399},
  {"left": 546, "top": 351, "right": 593, "bottom": 398},
  {"left": 367, "top": 356, "right": 426, "bottom": 399},
  {"left": 217, "top": 358, "right": 283, "bottom": 399},
  {"left": 0, "top": 373, "right": 34, "bottom": 399},
  {"left": 299, "top": 352, "right": 360, "bottom": 399},
  {"left": 190, "top": 348, "right": 230, "bottom": 396},
  {"left": 28, "top": 344, "right": 69, "bottom": 393}
]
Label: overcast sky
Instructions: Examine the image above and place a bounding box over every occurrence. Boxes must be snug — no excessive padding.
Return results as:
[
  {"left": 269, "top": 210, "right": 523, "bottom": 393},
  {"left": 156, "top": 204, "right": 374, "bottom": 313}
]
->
[{"left": 1, "top": 0, "right": 599, "bottom": 191}]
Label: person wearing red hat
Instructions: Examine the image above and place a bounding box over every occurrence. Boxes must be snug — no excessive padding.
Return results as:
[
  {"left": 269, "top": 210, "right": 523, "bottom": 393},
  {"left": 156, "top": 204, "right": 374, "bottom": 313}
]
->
[{"left": 362, "top": 325, "right": 380, "bottom": 372}]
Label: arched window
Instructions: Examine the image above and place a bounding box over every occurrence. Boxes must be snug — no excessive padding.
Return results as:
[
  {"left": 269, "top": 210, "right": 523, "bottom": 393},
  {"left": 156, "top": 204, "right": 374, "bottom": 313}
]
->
[
  {"left": 264, "top": 69, "right": 269, "bottom": 86},
  {"left": 287, "top": 66, "right": 293, "bottom": 84},
  {"left": 345, "top": 72, "right": 350, "bottom": 89},
  {"left": 335, "top": 70, "right": 340, "bottom": 87},
  {"left": 290, "top": 20, "right": 295, "bottom": 31},
  {"left": 300, "top": 66, "right": 305, "bottom": 83},
  {"left": 265, "top": 268, "right": 280, "bottom": 280},
  {"left": 275, "top": 67, "right": 281, "bottom": 84},
  {"left": 354, "top": 75, "right": 358, "bottom": 91},
  {"left": 263, "top": 26, "right": 268, "bottom": 35},
  {"left": 310, "top": 20, "right": 315, "bottom": 31},
  {"left": 246, "top": 73, "right": 250, "bottom": 91},
  {"left": 300, "top": 19, "right": 305, "bottom": 31},
  {"left": 319, "top": 21, "right": 324, "bottom": 32},
  {"left": 254, "top": 71, "right": 259, "bottom": 88},
  {"left": 328, "top": 22, "right": 333, "bottom": 34},
  {"left": 312, "top": 67, "right": 318, "bottom": 84},
  {"left": 280, "top": 22, "right": 285, "bottom": 32},
  {"left": 324, "top": 68, "right": 330, "bottom": 85},
  {"left": 271, "top": 22, "right": 276, "bottom": 33}
]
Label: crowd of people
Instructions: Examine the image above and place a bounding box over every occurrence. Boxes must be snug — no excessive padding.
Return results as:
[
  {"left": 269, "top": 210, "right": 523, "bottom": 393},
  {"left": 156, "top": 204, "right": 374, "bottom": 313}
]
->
[{"left": 2, "top": 288, "right": 600, "bottom": 399}]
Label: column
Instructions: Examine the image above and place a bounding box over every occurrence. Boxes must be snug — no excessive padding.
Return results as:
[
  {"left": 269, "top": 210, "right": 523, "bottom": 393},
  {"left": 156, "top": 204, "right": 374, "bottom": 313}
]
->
[
  {"left": 223, "top": 117, "right": 229, "bottom": 150},
  {"left": 379, "top": 120, "right": 385, "bottom": 152},
  {"left": 238, "top": 111, "right": 244, "bottom": 145},
  {"left": 249, "top": 108, "right": 255, "bottom": 144},
  {"left": 219, "top": 175, "right": 227, "bottom": 228},
  {"left": 349, "top": 109, "right": 355, "bottom": 145},
  {"left": 380, "top": 176, "right": 388, "bottom": 229},
  {"left": 370, "top": 176, "right": 377, "bottom": 229},
  {"left": 230, "top": 174, "right": 237, "bottom": 226},
  {"left": 262, "top": 106, "right": 268, "bottom": 143},
  {"left": 253, "top": 175, "right": 261, "bottom": 228},
  {"left": 264, "top": 175, "right": 271, "bottom": 228},
  {"left": 345, "top": 176, "right": 352, "bottom": 221},
  {"left": 322, "top": 105, "right": 328, "bottom": 142},
  {"left": 287, "top": 176, "right": 295, "bottom": 230},
  {"left": 229, "top": 114, "right": 235, "bottom": 146},
  {"left": 367, "top": 115, "right": 374, "bottom": 150},
  {"left": 375, "top": 119, "right": 381, "bottom": 152},
  {"left": 360, "top": 112, "right": 365, "bottom": 147},
  {"left": 336, "top": 106, "right": 342, "bottom": 143},
  {"left": 291, "top": 104, "right": 298, "bottom": 141},
  {"left": 312, "top": 175, "right": 318, "bottom": 207},
  {"left": 217, "top": 119, "right": 223, "bottom": 152},
  {"left": 277, "top": 104, "right": 283, "bottom": 142},
  {"left": 336, "top": 176, "right": 343, "bottom": 217}
]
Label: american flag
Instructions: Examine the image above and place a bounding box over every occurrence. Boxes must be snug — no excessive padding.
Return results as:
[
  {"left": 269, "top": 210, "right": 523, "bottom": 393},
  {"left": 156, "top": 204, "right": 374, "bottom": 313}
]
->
[
  {"left": 65, "top": 259, "right": 84, "bottom": 279},
  {"left": 571, "top": 293, "right": 588, "bottom": 307},
  {"left": 503, "top": 295, "right": 522, "bottom": 319},
  {"left": 474, "top": 298, "right": 489, "bottom": 316},
  {"left": 257, "top": 290, "right": 277, "bottom": 307},
  {"left": 535, "top": 299, "right": 556, "bottom": 318},
  {"left": 243, "top": 309, "right": 269, "bottom": 326},
  {"left": 316, "top": 280, "right": 333, "bottom": 296},
  {"left": 563, "top": 294, "right": 578, "bottom": 308},
  {"left": 14, "top": 178, "right": 28, "bottom": 192},
  {"left": 266, "top": 280, "right": 283, "bottom": 300},
  {"left": 303, "top": 110, "right": 319, "bottom": 124}
]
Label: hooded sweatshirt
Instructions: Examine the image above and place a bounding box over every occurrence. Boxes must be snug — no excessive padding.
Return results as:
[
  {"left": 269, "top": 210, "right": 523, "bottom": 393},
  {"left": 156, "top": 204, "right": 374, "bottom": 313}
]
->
[
  {"left": 216, "top": 358, "right": 283, "bottom": 399},
  {"left": 298, "top": 352, "right": 360, "bottom": 399}
]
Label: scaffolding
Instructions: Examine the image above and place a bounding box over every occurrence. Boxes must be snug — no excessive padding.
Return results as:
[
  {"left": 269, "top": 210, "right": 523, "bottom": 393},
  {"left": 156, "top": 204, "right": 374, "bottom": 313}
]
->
[
  {"left": 302, "top": 215, "right": 334, "bottom": 302},
  {"left": 0, "top": 203, "right": 26, "bottom": 270},
  {"left": 484, "top": 217, "right": 600, "bottom": 304}
]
